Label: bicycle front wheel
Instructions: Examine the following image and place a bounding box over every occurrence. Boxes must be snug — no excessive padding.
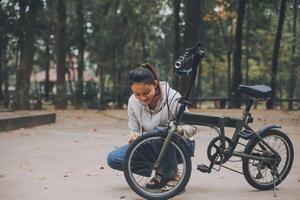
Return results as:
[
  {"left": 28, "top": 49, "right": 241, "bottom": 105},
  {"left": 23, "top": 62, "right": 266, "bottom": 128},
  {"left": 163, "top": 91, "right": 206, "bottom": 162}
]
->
[
  {"left": 123, "top": 132, "right": 192, "bottom": 200},
  {"left": 242, "top": 129, "right": 294, "bottom": 190}
]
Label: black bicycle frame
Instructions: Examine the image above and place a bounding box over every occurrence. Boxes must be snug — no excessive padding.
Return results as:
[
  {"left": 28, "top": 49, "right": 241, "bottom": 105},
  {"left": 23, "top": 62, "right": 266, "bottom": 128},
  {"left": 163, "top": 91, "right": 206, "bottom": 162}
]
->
[
  {"left": 181, "top": 100, "right": 280, "bottom": 165},
  {"left": 154, "top": 46, "right": 279, "bottom": 171}
]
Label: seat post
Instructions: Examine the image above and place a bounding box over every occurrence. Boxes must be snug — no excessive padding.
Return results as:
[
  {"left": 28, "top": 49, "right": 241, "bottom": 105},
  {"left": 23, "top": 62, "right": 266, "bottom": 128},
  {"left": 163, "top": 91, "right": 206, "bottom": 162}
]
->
[{"left": 245, "top": 99, "right": 254, "bottom": 112}]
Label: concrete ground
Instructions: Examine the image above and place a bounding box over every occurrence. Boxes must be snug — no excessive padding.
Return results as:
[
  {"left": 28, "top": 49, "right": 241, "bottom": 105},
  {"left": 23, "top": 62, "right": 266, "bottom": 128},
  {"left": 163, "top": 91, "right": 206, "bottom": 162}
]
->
[{"left": 0, "top": 109, "right": 299, "bottom": 200}]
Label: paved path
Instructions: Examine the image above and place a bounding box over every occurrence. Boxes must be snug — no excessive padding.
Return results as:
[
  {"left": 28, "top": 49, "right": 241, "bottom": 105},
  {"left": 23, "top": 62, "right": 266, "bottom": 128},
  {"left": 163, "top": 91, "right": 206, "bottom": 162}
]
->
[{"left": 0, "top": 109, "right": 299, "bottom": 200}]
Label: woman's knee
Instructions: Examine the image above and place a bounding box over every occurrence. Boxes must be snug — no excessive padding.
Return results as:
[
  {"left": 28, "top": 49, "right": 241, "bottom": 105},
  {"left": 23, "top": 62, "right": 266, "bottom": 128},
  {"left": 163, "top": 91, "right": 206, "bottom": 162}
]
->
[
  {"left": 107, "top": 151, "right": 114, "bottom": 168},
  {"left": 107, "top": 151, "right": 118, "bottom": 169},
  {"left": 107, "top": 150, "right": 124, "bottom": 171}
]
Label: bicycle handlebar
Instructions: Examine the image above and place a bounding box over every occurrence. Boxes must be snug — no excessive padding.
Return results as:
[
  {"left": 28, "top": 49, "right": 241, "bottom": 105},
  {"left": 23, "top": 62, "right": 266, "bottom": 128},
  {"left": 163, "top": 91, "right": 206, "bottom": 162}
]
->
[{"left": 174, "top": 42, "right": 206, "bottom": 76}]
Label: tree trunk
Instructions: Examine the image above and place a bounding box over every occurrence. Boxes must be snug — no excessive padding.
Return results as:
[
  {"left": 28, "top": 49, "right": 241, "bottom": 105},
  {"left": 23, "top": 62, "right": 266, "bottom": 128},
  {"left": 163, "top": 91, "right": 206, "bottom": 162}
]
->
[
  {"left": 4, "top": 58, "right": 9, "bottom": 108},
  {"left": 14, "top": 0, "right": 40, "bottom": 110},
  {"left": 67, "top": 53, "right": 75, "bottom": 105},
  {"left": 245, "top": 1, "right": 250, "bottom": 84},
  {"left": 267, "top": 0, "right": 286, "bottom": 109},
  {"left": 97, "top": 64, "right": 105, "bottom": 109},
  {"left": 212, "top": 63, "right": 217, "bottom": 107},
  {"left": 0, "top": 37, "right": 3, "bottom": 102},
  {"left": 288, "top": 0, "right": 298, "bottom": 110},
  {"left": 44, "top": 44, "right": 50, "bottom": 101},
  {"left": 0, "top": 37, "right": 9, "bottom": 108},
  {"left": 17, "top": 0, "right": 26, "bottom": 64},
  {"left": 172, "top": 0, "right": 181, "bottom": 89},
  {"left": 117, "top": 70, "right": 122, "bottom": 108},
  {"left": 217, "top": 14, "right": 233, "bottom": 101},
  {"left": 296, "top": 3, "right": 300, "bottom": 100},
  {"left": 111, "top": 1, "right": 118, "bottom": 107},
  {"left": 55, "top": 0, "right": 67, "bottom": 109},
  {"left": 183, "top": 0, "right": 202, "bottom": 104},
  {"left": 229, "top": 0, "right": 247, "bottom": 108},
  {"left": 295, "top": 62, "right": 300, "bottom": 99},
  {"left": 76, "top": 0, "right": 85, "bottom": 107}
]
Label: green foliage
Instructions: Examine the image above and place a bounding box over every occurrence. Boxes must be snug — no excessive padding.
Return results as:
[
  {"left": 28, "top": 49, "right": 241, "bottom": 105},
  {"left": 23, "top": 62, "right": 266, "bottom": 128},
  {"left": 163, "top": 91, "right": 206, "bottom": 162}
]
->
[{"left": 0, "top": 0, "right": 299, "bottom": 109}]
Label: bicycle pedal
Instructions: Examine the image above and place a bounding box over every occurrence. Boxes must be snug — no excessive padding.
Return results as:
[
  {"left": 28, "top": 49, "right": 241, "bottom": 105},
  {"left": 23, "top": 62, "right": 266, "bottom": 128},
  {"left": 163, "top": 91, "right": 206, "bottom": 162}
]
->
[{"left": 197, "top": 164, "right": 210, "bottom": 173}]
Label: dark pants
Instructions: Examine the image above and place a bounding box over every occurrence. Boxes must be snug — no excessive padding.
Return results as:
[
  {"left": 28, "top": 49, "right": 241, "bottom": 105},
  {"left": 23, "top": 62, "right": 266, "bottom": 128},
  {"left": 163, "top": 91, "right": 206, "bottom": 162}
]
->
[{"left": 107, "top": 129, "right": 195, "bottom": 178}]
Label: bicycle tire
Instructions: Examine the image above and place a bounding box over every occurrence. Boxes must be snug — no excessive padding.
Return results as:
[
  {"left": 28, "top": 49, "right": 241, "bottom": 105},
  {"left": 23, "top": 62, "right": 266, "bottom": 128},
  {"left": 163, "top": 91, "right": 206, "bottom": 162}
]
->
[
  {"left": 242, "top": 129, "right": 294, "bottom": 190},
  {"left": 123, "top": 131, "right": 192, "bottom": 200}
]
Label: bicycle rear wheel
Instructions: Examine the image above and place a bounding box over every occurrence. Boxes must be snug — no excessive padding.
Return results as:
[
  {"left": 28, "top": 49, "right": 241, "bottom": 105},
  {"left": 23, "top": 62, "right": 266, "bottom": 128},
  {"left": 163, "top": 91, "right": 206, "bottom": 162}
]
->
[
  {"left": 242, "top": 130, "right": 294, "bottom": 190},
  {"left": 123, "top": 132, "right": 192, "bottom": 200}
]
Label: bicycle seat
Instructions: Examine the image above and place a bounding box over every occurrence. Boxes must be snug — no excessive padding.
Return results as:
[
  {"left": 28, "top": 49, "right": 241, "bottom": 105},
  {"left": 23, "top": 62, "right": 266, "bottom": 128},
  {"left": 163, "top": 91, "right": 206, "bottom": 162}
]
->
[{"left": 238, "top": 85, "right": 272, "bottom": 99}]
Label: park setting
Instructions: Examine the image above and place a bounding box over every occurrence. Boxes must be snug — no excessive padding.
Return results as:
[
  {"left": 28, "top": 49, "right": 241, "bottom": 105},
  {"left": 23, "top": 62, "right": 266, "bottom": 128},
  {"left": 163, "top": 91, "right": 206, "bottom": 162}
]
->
[{"left": 1, "top": 0, "right": 300, "bottom": 200}]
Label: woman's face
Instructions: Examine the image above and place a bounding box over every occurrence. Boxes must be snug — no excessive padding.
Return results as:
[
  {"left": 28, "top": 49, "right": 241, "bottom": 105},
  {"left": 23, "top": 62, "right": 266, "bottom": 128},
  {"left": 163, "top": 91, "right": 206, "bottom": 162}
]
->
[{"left": 131, "top": 81, "right": 158, "bottom": 106}]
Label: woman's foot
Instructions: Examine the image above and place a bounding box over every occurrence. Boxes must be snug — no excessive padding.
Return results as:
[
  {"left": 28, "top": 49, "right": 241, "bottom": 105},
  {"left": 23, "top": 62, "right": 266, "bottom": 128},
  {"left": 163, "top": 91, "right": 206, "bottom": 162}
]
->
[
  {"left": 161, "top": 172, "right": 181, "bottom": 192},
  {"left": 145, "top": 173, "right": 170, "bottom": 190}
]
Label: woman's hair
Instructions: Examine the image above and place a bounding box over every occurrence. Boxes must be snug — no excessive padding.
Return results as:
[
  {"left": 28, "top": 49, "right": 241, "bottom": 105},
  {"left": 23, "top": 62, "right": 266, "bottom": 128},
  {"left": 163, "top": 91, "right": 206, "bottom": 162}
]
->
[
  {"left": 129, "top": 63, "right": 159, "bottom": 85},
  {"left": 129, "top": 63, "right": 161, "bottom": 94}
]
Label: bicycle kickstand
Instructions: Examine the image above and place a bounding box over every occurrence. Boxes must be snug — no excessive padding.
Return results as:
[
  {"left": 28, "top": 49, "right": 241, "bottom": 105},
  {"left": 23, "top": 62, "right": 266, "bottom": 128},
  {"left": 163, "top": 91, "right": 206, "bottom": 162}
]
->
[{"left": 271, "top": 165, "right": 281, "bottom": 198}]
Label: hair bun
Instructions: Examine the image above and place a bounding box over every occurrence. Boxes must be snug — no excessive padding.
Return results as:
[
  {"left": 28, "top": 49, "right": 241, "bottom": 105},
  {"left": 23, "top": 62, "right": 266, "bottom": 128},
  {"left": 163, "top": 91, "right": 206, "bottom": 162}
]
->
[{"left": 141, "top": 63, "right": 158, "bottom": 81}]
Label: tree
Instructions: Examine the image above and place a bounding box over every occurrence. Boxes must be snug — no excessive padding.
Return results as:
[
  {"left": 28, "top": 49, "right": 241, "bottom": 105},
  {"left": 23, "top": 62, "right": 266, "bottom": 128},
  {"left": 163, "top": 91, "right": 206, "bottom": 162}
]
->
[
  {"left": 267, "top": 0, "right": 287, "bottom": 109},
  {"left": 75, "top": 0, "right": 86, "bottom": 107},
  {"left": 0, "top": 36, "right": 4, "bottom": 102},
  {"left": 55, "top": 0, "right": 67, "bottom": 109},
  {"left": 229, "top": 0, "right": 246, "bottom": 108},
  {"left": 293, "top": 0, "right": 300, "bottom": 101},
  {"left": 172, "top": 0, "right": 181, "bottom": 88},
  {"left": 288, "top": 0, "right": 298, "bottom": 110},
  {"left": 182, "top": 0, "right": 202, "bottom": 102},
  {"left": 14, "top": 0, "right": 41, "bottom": 109},
  {"left": 37, "top": 0, "right": 56, "bottom": 102},
  {"left": 1, "top": 0, "right": 299, "bottom": 110}
]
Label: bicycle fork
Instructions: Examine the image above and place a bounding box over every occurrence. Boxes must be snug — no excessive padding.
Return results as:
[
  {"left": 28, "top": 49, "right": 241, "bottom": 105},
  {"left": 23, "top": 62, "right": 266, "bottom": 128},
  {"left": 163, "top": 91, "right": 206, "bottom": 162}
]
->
[{"left": 153, "top": 123, "right": 177, "bottom": 170}]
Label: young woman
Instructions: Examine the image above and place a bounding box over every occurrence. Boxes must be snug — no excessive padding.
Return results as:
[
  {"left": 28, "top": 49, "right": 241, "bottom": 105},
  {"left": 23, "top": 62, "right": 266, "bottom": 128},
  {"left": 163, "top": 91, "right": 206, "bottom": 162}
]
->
[{"left": 107, "top": 63, "right": 197, "bottom": 190}]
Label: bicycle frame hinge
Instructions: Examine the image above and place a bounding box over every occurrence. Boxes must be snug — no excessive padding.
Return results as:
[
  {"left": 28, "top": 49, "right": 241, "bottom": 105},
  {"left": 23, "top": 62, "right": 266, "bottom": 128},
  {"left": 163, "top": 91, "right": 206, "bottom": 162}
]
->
[{"left": 239, "top": 129, "right": 255, "bottom": 140}]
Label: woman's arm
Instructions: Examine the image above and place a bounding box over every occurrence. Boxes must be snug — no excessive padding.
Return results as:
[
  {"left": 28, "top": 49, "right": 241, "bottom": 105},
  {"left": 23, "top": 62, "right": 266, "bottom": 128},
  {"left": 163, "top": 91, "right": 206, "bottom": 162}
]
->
[
  {"left": 170, "top": 94, "right": 198, "bottom": 138},
  {"left": 128, "top": 96, "right": 140, "bottom": 133},
  {"left": 127, "top": 96, "right": 141, "bottom": 143}
]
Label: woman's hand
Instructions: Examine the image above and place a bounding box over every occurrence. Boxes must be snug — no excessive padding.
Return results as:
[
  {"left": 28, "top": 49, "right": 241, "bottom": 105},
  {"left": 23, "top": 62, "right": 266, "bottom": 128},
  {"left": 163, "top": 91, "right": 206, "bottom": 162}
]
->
[
  {"left": 176, "top": 126, "right": 184, "bottom": 136},
  {"left": 128, "top": 132, "right": 139, "bottom": 144}
]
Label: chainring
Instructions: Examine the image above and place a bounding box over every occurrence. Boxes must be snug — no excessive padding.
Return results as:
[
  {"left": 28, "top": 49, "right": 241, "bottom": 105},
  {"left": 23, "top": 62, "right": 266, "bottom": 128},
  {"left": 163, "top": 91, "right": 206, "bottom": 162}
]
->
[{"left": 207, "top": 136, "right": 232, "bottom": 165}]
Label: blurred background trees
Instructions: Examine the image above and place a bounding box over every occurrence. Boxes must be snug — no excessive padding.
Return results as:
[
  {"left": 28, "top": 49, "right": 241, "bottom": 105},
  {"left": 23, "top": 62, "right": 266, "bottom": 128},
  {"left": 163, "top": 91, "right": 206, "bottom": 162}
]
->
[{"left": 0, "top": 0, "right": 299, "bottom": 110}]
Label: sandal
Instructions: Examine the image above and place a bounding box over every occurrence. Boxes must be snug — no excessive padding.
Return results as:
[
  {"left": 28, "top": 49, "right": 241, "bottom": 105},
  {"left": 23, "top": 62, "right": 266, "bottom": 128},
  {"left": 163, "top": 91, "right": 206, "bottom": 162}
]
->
[
  {"left": 161, "top": 173, "right": 181, "bottom": 192},
  {"left": 145, "top": 173, "right": 170, "bottom": 190}
]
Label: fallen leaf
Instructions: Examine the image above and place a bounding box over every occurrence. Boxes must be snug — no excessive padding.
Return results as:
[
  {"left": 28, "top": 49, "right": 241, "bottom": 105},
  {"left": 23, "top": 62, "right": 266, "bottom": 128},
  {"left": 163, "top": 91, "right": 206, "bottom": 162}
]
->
[
  {"left": 38, "top": 176, "right": 46, "bottom": 180},
  {"left": 20, "top": 165, "right": 25, "bottom": 169},
  {"left": 120, "top": 195, "right": 125, "bottom": 199}
]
